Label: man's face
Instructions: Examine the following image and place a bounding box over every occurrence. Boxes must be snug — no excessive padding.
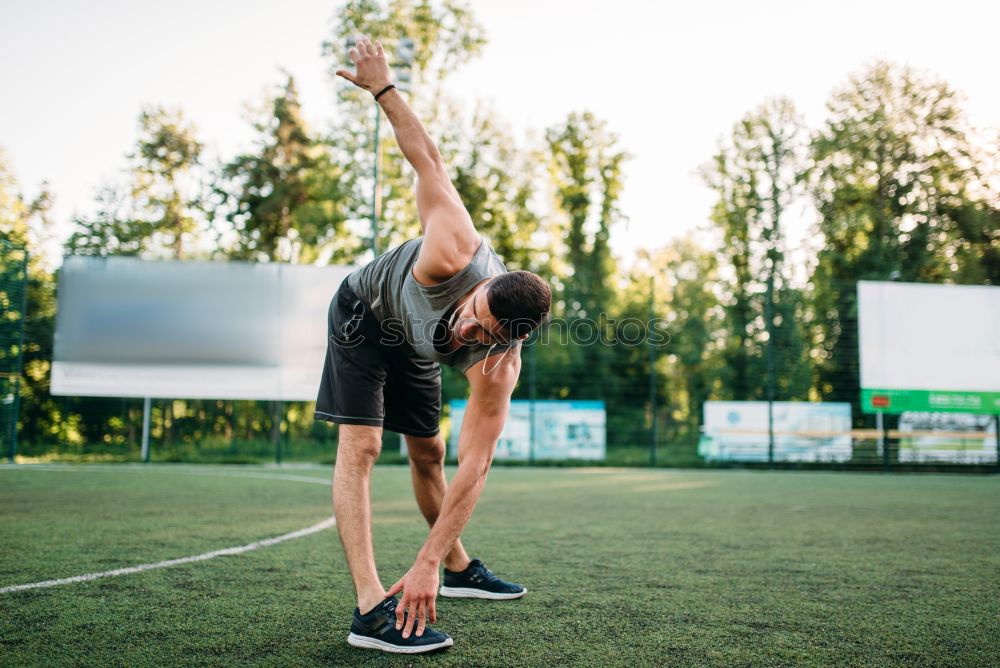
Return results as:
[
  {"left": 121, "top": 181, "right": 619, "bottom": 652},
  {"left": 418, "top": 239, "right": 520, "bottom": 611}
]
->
[{"left": 451, "top": 283, "right": 510, "bottom": 347}]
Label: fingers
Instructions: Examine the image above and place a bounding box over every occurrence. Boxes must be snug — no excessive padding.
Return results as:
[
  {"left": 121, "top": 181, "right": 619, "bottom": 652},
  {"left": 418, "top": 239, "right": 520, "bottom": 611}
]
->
[
  {"left": 415, "top": 600, "right": 427, "bottom": 637},
  {"left": 348, "top": 47, "right": 361, "bottom": 64},
  {"left": 355, "top": 35, "right": 375, "bottom": 57},
  {"left": 374, "top": 40, "right": 384, "bottom": 56},
  {"left": 395, "top": 592, "right": 407, "bottom": 630},
  {"left": 402, "top": 597, "right": 419, "bottom": 639},
  {"left": 429, "top": 597, "right": 437, "bottom": 624}
]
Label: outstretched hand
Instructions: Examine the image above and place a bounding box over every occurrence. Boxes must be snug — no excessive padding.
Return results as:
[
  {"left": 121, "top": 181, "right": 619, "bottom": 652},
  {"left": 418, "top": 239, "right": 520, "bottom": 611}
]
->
[
  {"left": 336, "top": 35, "right": 393, "bottom": 95},
  {"left": 384, "top": 559, "right": 439, "bottom": 638}
]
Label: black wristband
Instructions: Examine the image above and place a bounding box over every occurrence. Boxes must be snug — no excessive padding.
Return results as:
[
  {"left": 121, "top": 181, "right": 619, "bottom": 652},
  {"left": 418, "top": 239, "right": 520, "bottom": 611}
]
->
[{"left": 374, "top": 84, "right": 395, "bottom": 101}]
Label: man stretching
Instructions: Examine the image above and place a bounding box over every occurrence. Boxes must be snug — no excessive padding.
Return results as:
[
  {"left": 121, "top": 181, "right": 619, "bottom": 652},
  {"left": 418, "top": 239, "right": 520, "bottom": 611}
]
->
[{"left": 315, "top": 35, "right": 551, "bottom": 654}]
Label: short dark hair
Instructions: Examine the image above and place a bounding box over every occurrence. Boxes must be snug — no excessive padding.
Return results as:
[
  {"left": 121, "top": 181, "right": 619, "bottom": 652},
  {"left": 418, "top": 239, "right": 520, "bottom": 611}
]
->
[{"left": 486, "top": 271, "right": 551, "bottom": 339}]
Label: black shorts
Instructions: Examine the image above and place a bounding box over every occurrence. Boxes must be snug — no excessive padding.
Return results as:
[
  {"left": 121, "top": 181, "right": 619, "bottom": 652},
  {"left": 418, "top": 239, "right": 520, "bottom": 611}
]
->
[{"left": 313, "top": 280, "right": 442, "bottom": 437}]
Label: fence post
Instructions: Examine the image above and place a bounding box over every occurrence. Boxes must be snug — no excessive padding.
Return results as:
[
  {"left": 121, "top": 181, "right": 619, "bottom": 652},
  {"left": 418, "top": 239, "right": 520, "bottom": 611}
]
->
[
  {"left": 994, "top": 414, "right": 999, "bottom": 474},
  {"left": 141, "top": 397, "right": 152, "bottom": 462},
  {"left": 764, "top": 267, "right": 775, "bottom": 468},
  {"left": 2, "top": 243, "right": 28, "bottom": 463},
  {"left": 877, "top": 410, "right": 888, "bottom": 471},
  {"left": 528, "top": 338, "right": 536, "bottom": 463},
  {"left": 648, "top": 276, "right": 658, "bottom": 467},
  {"left": 272, "top": 400, "right": 282, "bottom": 465}
]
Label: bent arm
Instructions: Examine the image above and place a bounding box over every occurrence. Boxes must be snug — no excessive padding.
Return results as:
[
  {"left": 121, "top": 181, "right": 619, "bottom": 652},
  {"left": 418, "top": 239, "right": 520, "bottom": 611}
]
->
[{"left": 413, "top": 349, "right": 521, "bottom": 566}]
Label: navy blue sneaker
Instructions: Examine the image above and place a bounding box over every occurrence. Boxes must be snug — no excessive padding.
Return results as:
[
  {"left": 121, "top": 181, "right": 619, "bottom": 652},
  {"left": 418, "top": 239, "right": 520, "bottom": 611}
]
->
[
  {"left": 347, "top": 597, "right": 453, "bottom": 654},
  {"left": 439, "top": 558, "right": 527, "bottom": 600}
]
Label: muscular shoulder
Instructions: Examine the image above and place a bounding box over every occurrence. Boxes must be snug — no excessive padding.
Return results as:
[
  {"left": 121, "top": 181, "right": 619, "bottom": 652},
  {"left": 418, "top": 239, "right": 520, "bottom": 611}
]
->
[{"left": 412, "top": 227, "right": 482, "bottom": 285}]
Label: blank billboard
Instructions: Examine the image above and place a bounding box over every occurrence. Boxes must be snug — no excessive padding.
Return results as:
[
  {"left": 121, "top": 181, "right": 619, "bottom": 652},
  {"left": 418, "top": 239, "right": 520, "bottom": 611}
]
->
[
  {"left": 51, "top": 256, "right": 354, "bottom": 400},
  {"left": 857, "top": 281, "right": 1000, "bottom": 414}
]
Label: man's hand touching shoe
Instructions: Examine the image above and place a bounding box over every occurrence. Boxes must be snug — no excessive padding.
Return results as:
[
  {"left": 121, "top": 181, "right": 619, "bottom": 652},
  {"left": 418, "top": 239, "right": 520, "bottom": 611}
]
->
[{"left": 385, "top": 557, "right": 439, "bottom": 639}]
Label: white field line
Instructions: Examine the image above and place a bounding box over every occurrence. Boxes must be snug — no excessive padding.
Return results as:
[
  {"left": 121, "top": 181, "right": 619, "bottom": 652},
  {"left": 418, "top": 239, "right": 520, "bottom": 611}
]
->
[{"left": 0, "top": 466, "right": 335, "bottom": 595}]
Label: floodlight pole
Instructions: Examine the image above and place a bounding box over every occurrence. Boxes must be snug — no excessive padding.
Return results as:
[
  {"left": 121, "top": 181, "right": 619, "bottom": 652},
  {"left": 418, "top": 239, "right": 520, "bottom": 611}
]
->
[
  {"left": 764, "top": 263, "right": 775, "bottom": 468},
  {"left": 648, "top": 275, "right": 658, "bottom": 467},
  {"left": 141, "top": 397, "right": 151, "bottom": 463},
  {"left": 529, "top": 337, "right": 537, "bottom": 463},
  {"left": 348, "top": 37, "right": 414, "bottom": 259},
  {"left": 370, "top": 111, "right": 381, "bottom": 256}
]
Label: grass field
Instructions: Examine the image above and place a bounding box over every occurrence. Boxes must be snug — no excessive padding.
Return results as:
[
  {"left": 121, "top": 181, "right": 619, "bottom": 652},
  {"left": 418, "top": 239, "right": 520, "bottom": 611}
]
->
[{"left": 1, "top": 464, "right": 998, "bottom": 666}]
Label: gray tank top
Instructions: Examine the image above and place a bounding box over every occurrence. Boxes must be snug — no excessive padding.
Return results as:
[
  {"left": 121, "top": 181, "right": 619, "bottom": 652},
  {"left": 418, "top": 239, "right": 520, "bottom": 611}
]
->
[{"left": 347, "top": 235, "right": 517, "bottom": 371}]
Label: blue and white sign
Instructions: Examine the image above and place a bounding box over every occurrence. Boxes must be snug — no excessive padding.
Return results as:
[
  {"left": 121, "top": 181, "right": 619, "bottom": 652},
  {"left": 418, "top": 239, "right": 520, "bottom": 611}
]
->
[
  {"left": 448, "top": 400, "right": 606, "bottom": 461},
  {"left": 699, "top": 401, "right": 852, "bottom": 462}
]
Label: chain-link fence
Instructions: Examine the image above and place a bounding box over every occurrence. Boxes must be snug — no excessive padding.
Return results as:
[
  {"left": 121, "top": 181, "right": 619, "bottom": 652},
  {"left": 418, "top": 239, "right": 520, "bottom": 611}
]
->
[
  {"left": 1, "top": 240, "right": 28, "bottom": 462},
  {"left": 10, "top": 272, "right": 1000, "bottom": 470}
]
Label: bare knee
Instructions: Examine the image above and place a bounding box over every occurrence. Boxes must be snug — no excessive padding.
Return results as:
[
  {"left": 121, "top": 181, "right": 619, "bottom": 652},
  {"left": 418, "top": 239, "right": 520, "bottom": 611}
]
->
[
  {"left": 406, "top": 434, "right": 445, "bottom": 475},
  {"left": 336, "top": 425, "right": 382, "bottom": 470}
]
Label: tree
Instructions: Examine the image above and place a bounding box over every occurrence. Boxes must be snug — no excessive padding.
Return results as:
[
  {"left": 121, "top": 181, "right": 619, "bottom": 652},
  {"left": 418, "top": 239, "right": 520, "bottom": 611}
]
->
[
  {"left": 546, "top": 111, "right": 626, "bottom": 321},
  {"left": 0, "top": 150, "right": 61, "bottom": 448},
  {"left": 322, "top": 0, "right": 486, "bottom": 94},
  {"left": 808, "top": 61, "right": 990, "bottom": 409},
  {"left": 440, "top": 103, "right": 550, "bottom": 272},
  {"left": 648, "top": 237, "right": 725, "bottom": 446},
  {"left": 214, "top": 74, "right": 352, "bottom": 263},
  {"left": 702, "top": 98, "right": 811, "bottom": 403},
  {"left": 536, "top": 111, "right": 627, "bottom": 421},
  {"left": 67, "top": 106, "right": 206, "bottom": 259}
]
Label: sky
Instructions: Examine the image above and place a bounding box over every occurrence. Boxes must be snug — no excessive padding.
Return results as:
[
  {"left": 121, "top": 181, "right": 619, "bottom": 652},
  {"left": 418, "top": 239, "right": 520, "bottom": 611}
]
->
[{"left": 2, "top": 0, "right": 999, "bottom": 265}]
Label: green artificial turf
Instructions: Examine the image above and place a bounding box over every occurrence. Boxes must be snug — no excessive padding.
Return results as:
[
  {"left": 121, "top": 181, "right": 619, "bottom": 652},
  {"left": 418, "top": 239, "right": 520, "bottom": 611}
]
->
[{"left": 0, "top": 464, "right": 997, "bottom": 666}]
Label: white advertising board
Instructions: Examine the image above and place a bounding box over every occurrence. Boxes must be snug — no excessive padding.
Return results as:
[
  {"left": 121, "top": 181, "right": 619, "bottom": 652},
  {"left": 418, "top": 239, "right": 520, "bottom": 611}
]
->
[
  {"left": 897, "top": 412, "right": 997, "bottom": 464},
  {"left": 51, "top": 256, "right": 354, "bottom": 400},
  {"left": 857, "top": 281, "right": 1000, "bottom": 414},
  {"left": 699, "top": 401, "right": 853, "bottom": 462},
  {"left": 447, "top": 400, "right": 605, "bottom": 461}
]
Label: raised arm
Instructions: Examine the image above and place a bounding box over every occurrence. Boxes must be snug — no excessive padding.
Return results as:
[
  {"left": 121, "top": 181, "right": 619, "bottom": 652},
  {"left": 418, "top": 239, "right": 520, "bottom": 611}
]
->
[{"left": 337, "top": 36, "right": 479, "bottom": 282}]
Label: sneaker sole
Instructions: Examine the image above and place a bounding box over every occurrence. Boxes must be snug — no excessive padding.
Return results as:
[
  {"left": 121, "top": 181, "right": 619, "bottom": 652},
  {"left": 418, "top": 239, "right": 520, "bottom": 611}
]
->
[
  {"left": 347, "top": 633, "right": 454, "bottom": 654},
  {"left": 438, "top": 585, "right": 528, "bottom": 600}
]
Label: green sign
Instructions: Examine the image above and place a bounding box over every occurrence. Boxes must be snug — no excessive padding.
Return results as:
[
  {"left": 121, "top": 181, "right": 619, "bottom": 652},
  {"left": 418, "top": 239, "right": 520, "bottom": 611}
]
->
[{"left": 861, "top": 388, "right": 1000, "bottom": 415}]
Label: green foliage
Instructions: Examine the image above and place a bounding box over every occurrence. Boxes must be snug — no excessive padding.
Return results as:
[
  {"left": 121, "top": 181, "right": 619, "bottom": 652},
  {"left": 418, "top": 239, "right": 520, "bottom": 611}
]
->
[
  {"left": 537, "top": 112, "right": 628, "bottom": 437},
  {"left": 702, "top": 98, "right": 811, "bottom": 403},
  {"left": 214, "top": 75, "right": 353, "bottom": 264},
  {"left": 0, "top": 152, "right": 61, "bottom": 450},
  {"left": 67, "top": 106, "right": 207, "bottom": 259},
  {"left": 646, "top": 237, "right": 725, "bottom": 444},
  {"left": 807, "top": 61, "right": 995, "bottom": 412},
  {"left": 10, "top": 0, "right": 1000, "bottom": 462},
  {"left": 546, "top": 111, "right": 626, "bottom": 319},
  {"left": 441, "top": 103, "right": 551, "bottom": 273},
  {"left": 322, "top": 0, "right": 486, "bottom": 90}
]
